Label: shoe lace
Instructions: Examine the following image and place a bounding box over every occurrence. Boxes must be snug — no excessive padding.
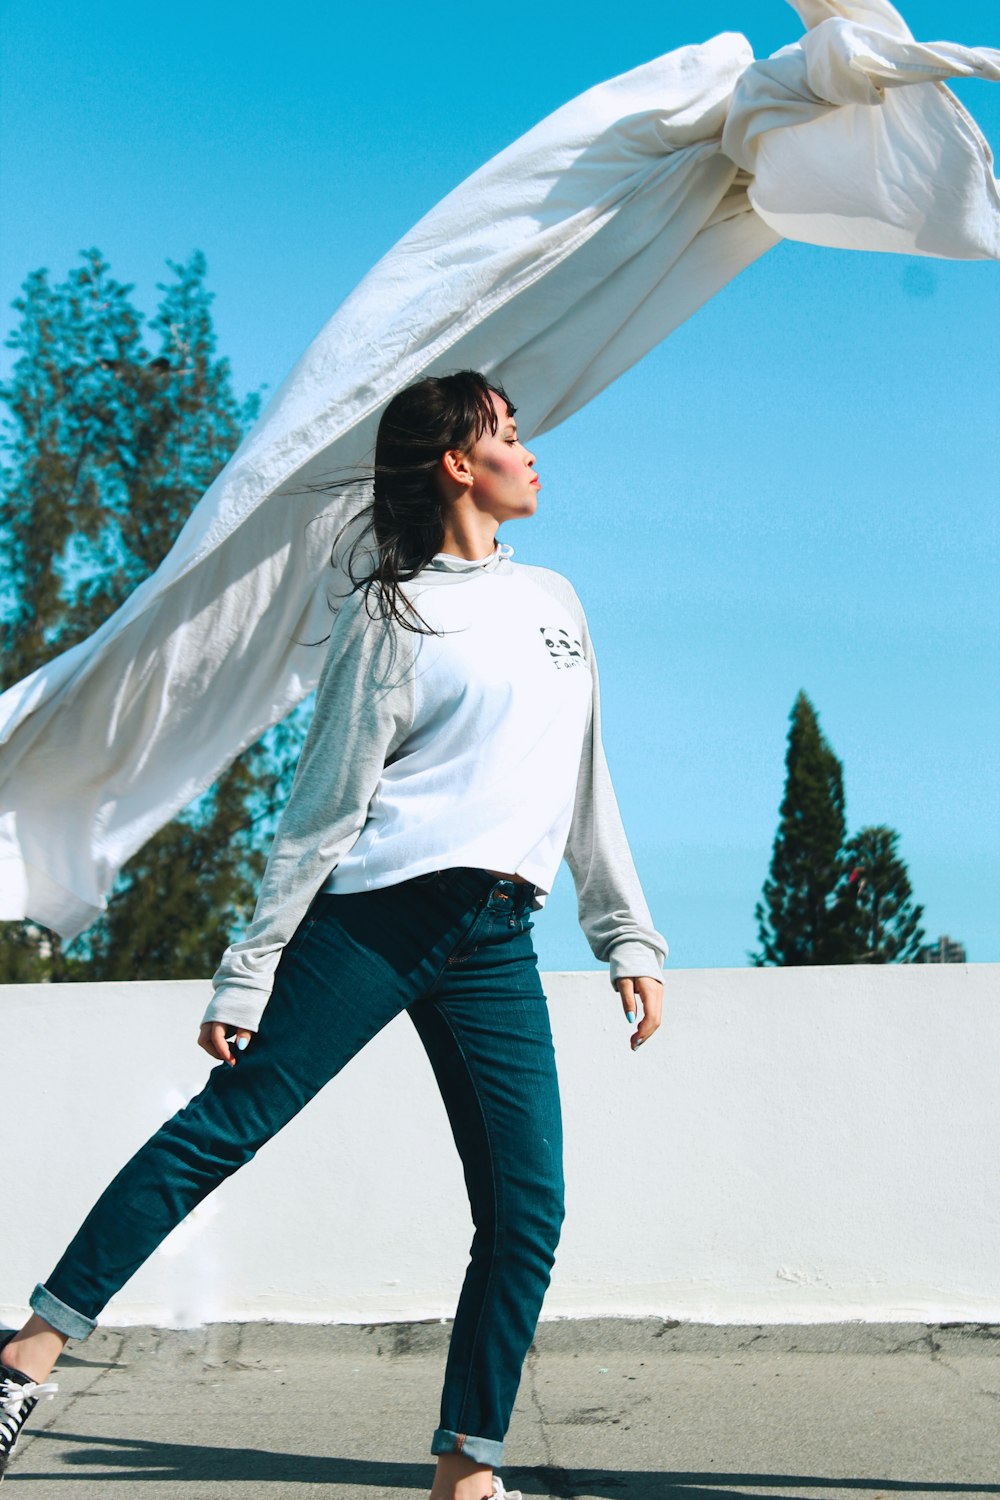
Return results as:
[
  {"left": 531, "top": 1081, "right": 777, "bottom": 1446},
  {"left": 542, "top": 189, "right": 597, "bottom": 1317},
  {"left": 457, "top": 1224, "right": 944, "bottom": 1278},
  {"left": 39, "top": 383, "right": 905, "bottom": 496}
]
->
[{"left": 1, "top": 1376, "right": 59, "bottom": 1416}]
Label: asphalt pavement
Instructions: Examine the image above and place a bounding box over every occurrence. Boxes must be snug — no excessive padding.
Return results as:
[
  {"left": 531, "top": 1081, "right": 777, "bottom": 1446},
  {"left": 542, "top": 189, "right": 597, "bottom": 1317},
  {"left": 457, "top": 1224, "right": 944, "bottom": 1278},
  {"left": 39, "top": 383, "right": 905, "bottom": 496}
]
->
[{"left": 5, "top": 1320, "right": 999, "bottom": 1499}]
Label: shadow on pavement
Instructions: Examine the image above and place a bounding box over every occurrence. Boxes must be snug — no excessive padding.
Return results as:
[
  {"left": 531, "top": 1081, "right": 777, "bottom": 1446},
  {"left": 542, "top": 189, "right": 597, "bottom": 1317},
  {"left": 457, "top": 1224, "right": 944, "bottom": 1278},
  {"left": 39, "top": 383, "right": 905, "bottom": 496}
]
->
[{"left": 15, "top": 1431, "right": 1000, "bottom": 1497}]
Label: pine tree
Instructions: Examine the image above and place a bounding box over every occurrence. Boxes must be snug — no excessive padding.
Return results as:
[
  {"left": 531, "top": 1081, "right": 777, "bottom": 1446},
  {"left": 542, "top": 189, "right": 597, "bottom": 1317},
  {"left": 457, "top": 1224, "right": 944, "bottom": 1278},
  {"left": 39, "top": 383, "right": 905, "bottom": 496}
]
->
[
  {"left": 753, "top": 691, "right": 852, "bottom": 966},
  {"left": 0, "top": 249, "right": 302, "bottom": 981},
  {"left": 839, "top": 825, "right": 925, "bottom": 963}
]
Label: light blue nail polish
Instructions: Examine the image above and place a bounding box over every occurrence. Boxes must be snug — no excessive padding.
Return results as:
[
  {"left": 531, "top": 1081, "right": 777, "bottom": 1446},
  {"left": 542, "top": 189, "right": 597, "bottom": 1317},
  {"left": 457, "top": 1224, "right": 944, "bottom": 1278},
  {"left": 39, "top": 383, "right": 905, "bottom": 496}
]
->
[
  {"left": 626, "top": 1011, "right": 635, "bottom": 1024},
  {"left": 236, "top": 1035, "right": 249, "bottom": 1051}
]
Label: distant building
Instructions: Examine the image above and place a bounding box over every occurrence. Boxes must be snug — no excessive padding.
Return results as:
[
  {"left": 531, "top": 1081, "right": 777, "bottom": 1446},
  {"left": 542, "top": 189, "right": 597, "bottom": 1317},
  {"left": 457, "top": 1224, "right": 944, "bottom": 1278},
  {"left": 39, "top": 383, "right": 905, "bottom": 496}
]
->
[{"left": 917, "top": 934, "right": 967, "bottom": 964}]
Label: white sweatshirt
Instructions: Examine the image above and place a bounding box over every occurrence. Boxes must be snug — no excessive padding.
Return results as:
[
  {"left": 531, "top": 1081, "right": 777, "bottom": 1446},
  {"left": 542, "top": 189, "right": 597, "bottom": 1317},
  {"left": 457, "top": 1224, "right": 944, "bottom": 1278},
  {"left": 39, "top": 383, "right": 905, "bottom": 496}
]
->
[{"left": 205, "top": 548, "right": 666, "bottom": 1031}]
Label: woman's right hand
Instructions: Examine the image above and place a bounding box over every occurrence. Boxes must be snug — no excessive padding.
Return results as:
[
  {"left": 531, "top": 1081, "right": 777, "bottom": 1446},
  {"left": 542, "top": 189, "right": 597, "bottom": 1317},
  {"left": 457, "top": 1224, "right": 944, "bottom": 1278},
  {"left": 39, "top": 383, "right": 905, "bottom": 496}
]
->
[{"left": 198, "top": 1022, "right": 254, "bottom": 1066}]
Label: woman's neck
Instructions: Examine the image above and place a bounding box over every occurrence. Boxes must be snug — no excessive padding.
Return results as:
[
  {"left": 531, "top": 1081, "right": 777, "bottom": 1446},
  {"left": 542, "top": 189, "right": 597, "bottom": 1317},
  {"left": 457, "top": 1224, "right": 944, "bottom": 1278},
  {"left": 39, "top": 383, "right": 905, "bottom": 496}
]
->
[{"left": 437, "top": 512, "right": 500, "bottom": 561}]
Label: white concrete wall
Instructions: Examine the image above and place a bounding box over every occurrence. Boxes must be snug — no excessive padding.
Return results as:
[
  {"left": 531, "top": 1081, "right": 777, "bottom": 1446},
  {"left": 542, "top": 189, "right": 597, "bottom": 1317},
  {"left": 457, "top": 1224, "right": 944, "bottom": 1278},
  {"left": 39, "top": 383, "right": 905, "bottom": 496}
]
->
[{"left": 4, "top": 964, "right": 998, "bottom": 1329}]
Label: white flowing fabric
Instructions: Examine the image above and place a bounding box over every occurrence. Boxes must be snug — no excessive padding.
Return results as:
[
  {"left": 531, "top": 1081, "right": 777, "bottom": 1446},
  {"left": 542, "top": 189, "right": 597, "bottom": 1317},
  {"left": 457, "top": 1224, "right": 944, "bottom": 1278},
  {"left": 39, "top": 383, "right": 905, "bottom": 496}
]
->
[{"left": 2, "top": 0, "right": 998, "bottom": 938}]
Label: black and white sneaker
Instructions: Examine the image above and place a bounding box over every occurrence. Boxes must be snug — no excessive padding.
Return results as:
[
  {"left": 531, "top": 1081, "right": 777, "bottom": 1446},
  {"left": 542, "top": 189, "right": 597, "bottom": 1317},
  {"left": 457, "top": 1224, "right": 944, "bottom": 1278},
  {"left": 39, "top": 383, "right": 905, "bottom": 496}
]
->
[
  {"left": 487, "top": 1479, "right": 522, "bottom": 1500},
  {"left": 0, "top": 1344, "right": 58, "bottom": 1482}
]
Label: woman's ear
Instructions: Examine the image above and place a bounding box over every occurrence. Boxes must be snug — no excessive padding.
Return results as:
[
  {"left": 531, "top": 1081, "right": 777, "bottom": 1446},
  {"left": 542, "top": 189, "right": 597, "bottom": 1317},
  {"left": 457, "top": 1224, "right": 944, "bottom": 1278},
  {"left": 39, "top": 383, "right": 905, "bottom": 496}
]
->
[{"left": 440, "top": 446, "right": 474, "bottom": 489}]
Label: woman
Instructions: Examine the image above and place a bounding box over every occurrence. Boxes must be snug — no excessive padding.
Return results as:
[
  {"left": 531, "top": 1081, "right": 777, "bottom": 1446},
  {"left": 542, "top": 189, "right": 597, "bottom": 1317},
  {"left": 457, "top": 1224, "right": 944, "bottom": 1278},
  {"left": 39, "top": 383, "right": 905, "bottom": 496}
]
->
[{"left": 1, "top": 371, "right": 665, "bottom": 1500}]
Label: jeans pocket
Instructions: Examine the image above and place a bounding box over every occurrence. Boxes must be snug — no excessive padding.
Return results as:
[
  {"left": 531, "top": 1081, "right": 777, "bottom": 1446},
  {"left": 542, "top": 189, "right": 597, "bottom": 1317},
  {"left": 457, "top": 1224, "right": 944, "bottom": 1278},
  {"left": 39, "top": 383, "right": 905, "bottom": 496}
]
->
[{"left": 278, "top": 908, "right": 320, "bottom": 968}]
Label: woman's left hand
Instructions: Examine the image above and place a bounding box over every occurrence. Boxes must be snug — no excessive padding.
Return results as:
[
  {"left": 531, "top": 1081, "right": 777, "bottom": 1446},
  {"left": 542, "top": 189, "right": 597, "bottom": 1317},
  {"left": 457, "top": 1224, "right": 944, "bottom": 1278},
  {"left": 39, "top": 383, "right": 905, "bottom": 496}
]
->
[
  {"left": 198, "top": 1021, "right": 255, "bottom": 1066},
  {"left": 614, "top": 975, "right": 663, "bottom": 1053}
]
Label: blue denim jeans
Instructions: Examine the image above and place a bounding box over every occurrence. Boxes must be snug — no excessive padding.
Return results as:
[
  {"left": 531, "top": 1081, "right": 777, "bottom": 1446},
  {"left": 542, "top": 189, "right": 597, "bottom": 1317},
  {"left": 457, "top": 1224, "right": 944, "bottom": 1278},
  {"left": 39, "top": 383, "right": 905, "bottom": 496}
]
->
[{"left": 31, "top": 868, "right": 564, "bottom": 1467}]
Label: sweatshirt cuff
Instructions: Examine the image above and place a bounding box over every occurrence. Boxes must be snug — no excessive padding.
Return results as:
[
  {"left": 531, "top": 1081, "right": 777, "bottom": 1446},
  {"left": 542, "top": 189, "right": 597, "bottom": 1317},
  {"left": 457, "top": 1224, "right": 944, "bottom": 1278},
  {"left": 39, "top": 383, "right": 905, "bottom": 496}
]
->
[
  {"left": 202, "top": 986, "right": 269, "bottom": 1033},
  {"left": 608, "top": 941, "right": 666, "bottom": 987}
]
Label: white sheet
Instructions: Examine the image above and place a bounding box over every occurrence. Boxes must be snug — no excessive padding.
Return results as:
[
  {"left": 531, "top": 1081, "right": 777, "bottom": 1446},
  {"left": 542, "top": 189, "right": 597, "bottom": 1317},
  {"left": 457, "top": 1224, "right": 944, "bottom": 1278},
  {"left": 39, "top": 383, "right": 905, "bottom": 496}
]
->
[{"left": 2, "top": 0, "right": 997, "bottom": 937}]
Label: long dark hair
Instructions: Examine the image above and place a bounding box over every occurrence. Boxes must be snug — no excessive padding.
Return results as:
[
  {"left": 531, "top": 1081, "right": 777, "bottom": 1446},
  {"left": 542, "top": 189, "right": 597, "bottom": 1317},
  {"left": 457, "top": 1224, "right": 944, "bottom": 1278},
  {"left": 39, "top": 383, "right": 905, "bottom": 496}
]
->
[{"left": 336, "top": 370, "right": 516, "bottom": 633}]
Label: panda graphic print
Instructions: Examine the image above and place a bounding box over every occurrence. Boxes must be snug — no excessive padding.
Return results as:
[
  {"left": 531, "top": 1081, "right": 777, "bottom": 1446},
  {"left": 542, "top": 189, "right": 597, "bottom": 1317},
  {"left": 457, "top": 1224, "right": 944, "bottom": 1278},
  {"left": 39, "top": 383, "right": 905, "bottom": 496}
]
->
[{"left": 540, "top": 625, "right": 584, "bottom": 670}]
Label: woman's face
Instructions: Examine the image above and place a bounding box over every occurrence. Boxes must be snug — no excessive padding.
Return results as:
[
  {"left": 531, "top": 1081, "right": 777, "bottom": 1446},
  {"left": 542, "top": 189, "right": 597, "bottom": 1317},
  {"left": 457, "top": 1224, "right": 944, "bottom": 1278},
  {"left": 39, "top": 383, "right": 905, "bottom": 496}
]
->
[{"left": 464, "top": 391, "right": 540, "bottom": 523}]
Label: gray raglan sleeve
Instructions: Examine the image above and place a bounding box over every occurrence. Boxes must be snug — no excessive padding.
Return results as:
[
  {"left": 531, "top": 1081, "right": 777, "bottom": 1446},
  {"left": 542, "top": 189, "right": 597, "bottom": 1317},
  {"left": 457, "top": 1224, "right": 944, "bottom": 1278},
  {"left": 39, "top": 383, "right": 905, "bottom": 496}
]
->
[
  {"left": 203, "top": 594, "right": 416, "bottom": 1032},
  {"left": 563, "top": 599, "right": 668, "bottom": 986}
]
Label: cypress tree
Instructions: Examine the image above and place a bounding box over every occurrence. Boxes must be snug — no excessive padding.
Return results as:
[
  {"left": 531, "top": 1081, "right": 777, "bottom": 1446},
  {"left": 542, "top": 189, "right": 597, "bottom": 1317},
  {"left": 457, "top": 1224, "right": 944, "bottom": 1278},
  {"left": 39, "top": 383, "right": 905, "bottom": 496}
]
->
[
  {"left": 754, "top": 691, "right": 852, "bottom": 966},
  {"left": 839, "top": 825, "right": 925, "bottom": 963}
]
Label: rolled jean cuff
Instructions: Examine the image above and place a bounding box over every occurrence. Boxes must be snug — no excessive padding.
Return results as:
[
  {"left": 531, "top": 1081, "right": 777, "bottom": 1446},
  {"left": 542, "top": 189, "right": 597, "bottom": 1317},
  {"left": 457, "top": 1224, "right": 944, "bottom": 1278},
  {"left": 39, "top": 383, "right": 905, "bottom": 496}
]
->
[
  {"left": 30, "top": 1282, "right": 97, "bottom": 1342},
  {"left": 431, "top": 1428, "right": 504, "bottom": 1467}
]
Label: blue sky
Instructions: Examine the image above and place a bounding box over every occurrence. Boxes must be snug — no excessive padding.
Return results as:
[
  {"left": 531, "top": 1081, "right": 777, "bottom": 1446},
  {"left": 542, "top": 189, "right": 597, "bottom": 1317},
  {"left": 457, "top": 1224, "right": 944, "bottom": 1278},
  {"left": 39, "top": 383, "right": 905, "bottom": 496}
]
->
[{"left": 2, "top": 0, "right": 998, "bottom": 970}]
